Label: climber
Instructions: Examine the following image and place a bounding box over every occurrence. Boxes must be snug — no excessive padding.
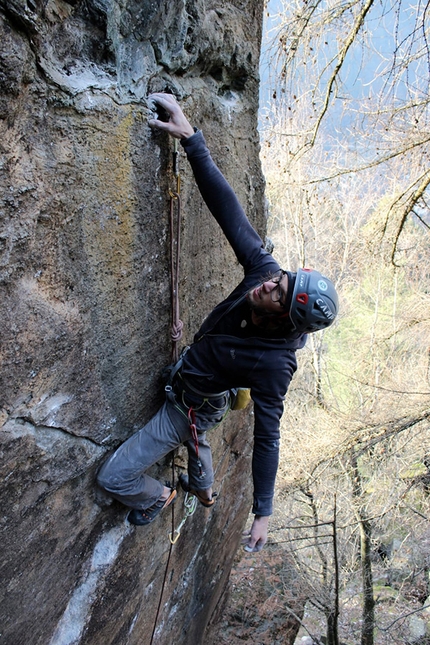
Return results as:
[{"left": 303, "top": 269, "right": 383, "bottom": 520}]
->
[{"left": 96, "top": 93, "right": 339, "bottom": 553}]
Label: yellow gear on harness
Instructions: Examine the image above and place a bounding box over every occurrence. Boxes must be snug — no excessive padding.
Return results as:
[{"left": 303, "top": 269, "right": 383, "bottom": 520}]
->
[{"left": 231, "top": 387, "right": 251, "bottom": 410}]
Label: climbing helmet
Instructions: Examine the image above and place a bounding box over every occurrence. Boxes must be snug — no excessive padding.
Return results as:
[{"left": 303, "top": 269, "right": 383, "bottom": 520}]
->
[{"left": 287, "top": 268, "right": 338, "bottom": 333}]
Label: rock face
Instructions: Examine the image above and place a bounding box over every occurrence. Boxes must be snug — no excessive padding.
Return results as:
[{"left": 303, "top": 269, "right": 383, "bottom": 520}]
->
[{"left": 0, "top": 1, "right": 266, "bottom": 644}]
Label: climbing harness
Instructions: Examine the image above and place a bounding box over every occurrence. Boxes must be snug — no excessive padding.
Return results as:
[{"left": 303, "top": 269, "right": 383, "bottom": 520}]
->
[
  {"left": 167, "top": 365, "right": 231, "bottom": 482},
  {"left": 169, "top": 492, "right": 198, "bottom": 544}
]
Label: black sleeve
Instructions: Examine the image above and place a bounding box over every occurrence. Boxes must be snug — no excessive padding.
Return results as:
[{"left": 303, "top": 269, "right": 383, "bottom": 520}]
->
[{"left": 250, "top": 350, "right": 298, "bottom": 516}]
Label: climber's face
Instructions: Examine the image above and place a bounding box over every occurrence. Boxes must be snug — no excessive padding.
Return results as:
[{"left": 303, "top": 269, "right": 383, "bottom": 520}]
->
[{"left": 247, "top": 271, "right": 289, "bottom": 316}]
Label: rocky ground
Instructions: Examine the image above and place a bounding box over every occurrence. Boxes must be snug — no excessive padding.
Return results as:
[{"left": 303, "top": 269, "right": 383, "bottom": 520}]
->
[
  {"left": 207, "top": 513, "right": 430, "bottom": 645},
  {"left": 207, "top": 541, "right": 305, "bottom": 645}
]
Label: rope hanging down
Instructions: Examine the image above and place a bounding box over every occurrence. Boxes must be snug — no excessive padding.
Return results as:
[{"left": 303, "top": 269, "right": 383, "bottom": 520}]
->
[
  {"left": 166, "top": 140, "right": 200, "bottom": 538},
  {"left": 169, "top": 138, "right": 183, "bottom": 364},
  {"left": 150, "top": 139, "right": 186, "bottom": 645}
]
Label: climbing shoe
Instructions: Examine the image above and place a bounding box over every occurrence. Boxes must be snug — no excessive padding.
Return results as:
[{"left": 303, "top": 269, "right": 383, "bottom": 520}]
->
[
  {"left": 127, "top": 488, "right": 177, "bottom": 526},
  {"left": 178, "top": 473, "right": 217, "bottom": 508}
]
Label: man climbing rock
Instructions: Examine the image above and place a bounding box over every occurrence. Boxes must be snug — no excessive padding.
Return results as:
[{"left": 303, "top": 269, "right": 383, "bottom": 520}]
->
[{"left": 97, "top": 93, "right": 338, "bottom": 552}]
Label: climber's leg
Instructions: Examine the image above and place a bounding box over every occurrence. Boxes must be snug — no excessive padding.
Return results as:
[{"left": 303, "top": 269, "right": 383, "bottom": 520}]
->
[{"left": 97, "top": 401, "right": 189, "bottom": 510}]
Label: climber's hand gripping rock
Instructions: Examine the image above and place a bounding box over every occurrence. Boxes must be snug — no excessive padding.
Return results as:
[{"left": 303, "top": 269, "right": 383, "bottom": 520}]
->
[{"left": 148, "top": 93, "right": 195, "bottom": 140}]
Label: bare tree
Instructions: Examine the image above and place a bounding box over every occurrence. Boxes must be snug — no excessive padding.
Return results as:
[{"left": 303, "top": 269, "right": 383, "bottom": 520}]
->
[
  {"left": 272, "top": 411, "right": 430, "bottom": 643},
  {"left": 349, "top": 448, "right": 375, "bottom": 645},
  {"left": 257, "top": 3, "right": 430, "bottom": 642},
  {"left": 261, "top": 0, "right": 430, "bottom": 265}
]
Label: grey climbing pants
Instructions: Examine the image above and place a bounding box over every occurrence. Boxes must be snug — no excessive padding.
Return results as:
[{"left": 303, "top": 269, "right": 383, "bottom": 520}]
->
[{"left": 97, "top": 387, "right": 230, "bottom": 511}]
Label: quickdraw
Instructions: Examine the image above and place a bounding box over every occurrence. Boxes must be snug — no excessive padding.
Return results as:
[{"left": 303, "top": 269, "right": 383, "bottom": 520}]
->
[{"left": 169, "top": 492, "right": 198, "bottom": 544}]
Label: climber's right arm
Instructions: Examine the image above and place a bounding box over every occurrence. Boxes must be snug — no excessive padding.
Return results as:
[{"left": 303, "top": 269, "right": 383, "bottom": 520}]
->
[{"left": 148, "top": 93, "right": 194, "bottom": 139}]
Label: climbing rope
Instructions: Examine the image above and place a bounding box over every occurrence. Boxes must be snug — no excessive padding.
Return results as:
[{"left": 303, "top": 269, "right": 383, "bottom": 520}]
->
[
  {"left": 169, "top": 138, "right": 183, "bottom": 364},
  {"left": 166, "top": 136, "right": 184, "bottom": 552},
  {"left": 150, "top": 495, "right": 197, "bottom": 644},
  {"left": 150, "top": 138, "right": 186, "bottom": 645}
]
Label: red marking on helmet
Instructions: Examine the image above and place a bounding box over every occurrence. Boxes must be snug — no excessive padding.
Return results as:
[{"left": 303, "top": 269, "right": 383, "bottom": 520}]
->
[
  {"left": 296, "top": 293, "right": 308, "bottom": 304},
  {"left": 303, "top": 268, "right": 312, "bottom": 272}
]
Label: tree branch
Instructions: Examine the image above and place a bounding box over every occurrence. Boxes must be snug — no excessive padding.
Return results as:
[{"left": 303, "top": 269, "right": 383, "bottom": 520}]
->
[
  {"left": 306, "top": 0, "right": 375, "bottom": 149},
  {"left": 390, "top": 170, "right": 430, "bottom": 265}
]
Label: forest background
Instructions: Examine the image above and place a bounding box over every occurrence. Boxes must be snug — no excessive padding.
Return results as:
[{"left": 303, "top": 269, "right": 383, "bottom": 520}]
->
[{"left": 212, "top": 0, "right": 430, "bottom": 644}]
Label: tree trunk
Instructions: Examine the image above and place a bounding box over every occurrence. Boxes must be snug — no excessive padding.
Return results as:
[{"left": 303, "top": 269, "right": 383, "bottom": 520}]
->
[
  {"left": 326, "top": 610, "right": 339, "bottom": 645},
  {"left": 359, "top": 514, "right": 375, "bottom": 645},
  {"left": 325, "top": 499, "right": 340, "bottom": 645},
  {"left": 350, "top": 449, "right": 375, "bottom": 645}
]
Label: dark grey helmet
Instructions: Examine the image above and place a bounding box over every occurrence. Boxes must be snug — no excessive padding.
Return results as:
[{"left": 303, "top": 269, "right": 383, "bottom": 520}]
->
[{"left": 289, "top": 268, "right": 338, "bottom": 333}]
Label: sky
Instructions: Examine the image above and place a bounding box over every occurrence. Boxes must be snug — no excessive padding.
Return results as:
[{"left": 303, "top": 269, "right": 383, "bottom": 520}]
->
[{"left": 259, "top": 0, "right": 427, "bottom": 125}]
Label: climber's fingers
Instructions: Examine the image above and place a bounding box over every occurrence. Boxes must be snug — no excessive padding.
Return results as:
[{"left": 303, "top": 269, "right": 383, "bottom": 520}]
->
[
  {"left": 148, "top": 93, "right": 195, "bottom": 140},
  {"left": 241, "top": 516, "right": 269, "bottom": 553}
]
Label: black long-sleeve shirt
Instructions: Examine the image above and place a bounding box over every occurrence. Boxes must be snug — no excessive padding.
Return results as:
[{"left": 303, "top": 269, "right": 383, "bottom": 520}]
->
[{"left": 181, "top": 130, "right": 307, "bottom": 516}]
